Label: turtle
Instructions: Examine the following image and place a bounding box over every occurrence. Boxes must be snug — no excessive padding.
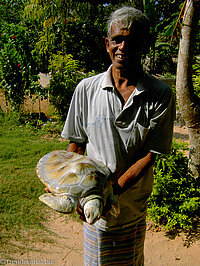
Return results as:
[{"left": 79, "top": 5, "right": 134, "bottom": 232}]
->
[{"left": 36, "top": 150, "right": 119, "bottom": 224}]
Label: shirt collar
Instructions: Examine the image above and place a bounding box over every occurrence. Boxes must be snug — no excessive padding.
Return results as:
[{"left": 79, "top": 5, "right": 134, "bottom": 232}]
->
[
  {"left": 134, "top": 71, "right": 149, "bottom": 96},
  {"left": 101, "top": 65, "right": 148, "bottom": 95},
  {"left": 101, "top": 65, "right": 114, "bottom": 90}
]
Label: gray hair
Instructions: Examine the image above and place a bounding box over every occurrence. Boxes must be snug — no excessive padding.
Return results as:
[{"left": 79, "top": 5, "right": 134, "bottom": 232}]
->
[{"left": 107, "top": 6, "right": 150, "bottom": 50}]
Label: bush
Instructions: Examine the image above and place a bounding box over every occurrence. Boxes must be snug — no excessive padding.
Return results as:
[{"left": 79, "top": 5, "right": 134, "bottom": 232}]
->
[
  {"left": 0, "top": 22, "right": 39, "bottom": 112},
  {"left": 148, "top": 140, "right": 200, "bottom": 231},
  {"left": 48, "top": 52, "right": 95, "bottom": 121},
  {"left": 193, "top": 60, "right": 200, "bottom": 98}
]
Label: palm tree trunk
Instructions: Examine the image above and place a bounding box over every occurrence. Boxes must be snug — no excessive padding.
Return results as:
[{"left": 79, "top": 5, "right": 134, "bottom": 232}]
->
[{"left": 176, "top": 0, "right": 200, "bottom": 179}]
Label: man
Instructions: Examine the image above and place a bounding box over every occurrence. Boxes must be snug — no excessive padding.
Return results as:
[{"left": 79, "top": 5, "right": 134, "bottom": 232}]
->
[{"left": 61, "top": 6, "right": 175, "bottom": 265}]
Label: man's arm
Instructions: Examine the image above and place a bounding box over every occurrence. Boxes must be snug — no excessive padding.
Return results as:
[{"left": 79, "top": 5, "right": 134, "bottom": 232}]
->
[
  {"left": 113, "top": 152, "right": 157, "bottom": 196},
  {"left": 67, "top": 142, "right": 156, "bottom": 197}
]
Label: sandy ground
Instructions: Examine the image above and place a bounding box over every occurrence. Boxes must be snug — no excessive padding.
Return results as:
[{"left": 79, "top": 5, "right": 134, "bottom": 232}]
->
[{"left": 11, "top": 210, "right": 200, "bottom": 266}]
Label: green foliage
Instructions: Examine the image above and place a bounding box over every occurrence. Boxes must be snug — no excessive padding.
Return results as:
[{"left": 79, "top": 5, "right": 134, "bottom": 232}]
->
[
  {"left": 153, "top": 45, "right": 177, "bottom": 75},
  {"left": 144, "top": 0, "right": 183, "bottom": 75},
  {"left": 37, "top": 28, "right": 56, "bottom": 56},
  {"left": 148, "top": 141, "right": 200, "bottom": 231},
  {"left": 0, "top": 22, "right": 39, "bottom": 111},
  {"left": 26, "top": 79, "right": 49, "bottom": 119},
  {"left": 48, "top": 52, "right": 88, "bottom": 120},
  {"left": 193, "top": 60, "right": 200, "bottom": 98},
  {"left": 64, "top": 19, "right": 107, "bottom": 72},
  {"left": 0, "top": 0, "right": 26, "bottom": 24},
  {"left": 37, "top": 120, "right": 64, "bottom": 136}
]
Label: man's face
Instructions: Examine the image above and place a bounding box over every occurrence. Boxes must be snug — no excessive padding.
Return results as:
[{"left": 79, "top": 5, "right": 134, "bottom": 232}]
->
[{"left": 105, "top": 23, "right": 142, "bottom": 71}]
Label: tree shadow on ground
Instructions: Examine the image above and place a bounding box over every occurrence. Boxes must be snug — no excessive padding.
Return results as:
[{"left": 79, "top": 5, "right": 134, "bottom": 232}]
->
[
  {"left": 165, "top": 225, "right": 200, "bottom": 248},
  {"left": 173, "top": 132, "right": 189, "bottom": 140}
]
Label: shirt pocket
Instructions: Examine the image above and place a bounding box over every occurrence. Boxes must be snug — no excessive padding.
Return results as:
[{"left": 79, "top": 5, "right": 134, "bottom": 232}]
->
[{"left": 127, "top": 122, "right": 149, "bottom": 151}]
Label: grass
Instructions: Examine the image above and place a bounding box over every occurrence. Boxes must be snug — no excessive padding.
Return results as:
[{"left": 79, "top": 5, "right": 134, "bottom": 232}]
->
[{"left": 0, "top": 112, "right": 70, "bottom": 257}]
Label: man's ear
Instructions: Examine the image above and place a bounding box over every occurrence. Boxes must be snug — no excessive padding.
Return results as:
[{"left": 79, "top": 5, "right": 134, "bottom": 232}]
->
[{"left": 105, "top": 37, "right": 110, "bottom": 53}]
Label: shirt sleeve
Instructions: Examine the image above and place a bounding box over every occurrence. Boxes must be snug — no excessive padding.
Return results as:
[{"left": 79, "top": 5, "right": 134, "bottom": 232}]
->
[
  {"left": 61, "top": 81, "right": 88, "bottom": 143},
  {"left": 143, "top": 89, "right": 176, "bottom": 154}
]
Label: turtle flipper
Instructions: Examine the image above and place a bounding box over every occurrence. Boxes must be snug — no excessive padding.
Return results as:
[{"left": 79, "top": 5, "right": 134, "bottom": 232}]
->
[{"left": 39, "top": 194, "right": 77, "bottom": 213}]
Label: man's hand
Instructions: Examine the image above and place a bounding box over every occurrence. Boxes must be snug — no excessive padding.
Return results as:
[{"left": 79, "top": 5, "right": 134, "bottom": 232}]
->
[
  {"left": 45, "top": 187, "right": 51, "bottom": 193},
  {"left": 117, "top": 152, "right": 157, "bottom": 193},
  {"left": 67, "top": 141, "right": 86, "bottom": 155}
]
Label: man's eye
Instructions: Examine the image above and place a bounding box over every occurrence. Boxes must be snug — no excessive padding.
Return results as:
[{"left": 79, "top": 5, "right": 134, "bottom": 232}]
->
[
  {"left": 110, "top": 37, "right": 135, "bottom": 46},
  {"left": 111, "top": 39, "right": 117, "bottom": 45},
  {"left": 111, "top": 38, "right": 123, "bottom": 45}
]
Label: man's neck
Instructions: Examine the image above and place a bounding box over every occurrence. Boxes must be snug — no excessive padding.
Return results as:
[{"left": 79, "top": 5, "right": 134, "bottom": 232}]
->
[
  {"left": 111, "top": 65, "right": 142, "bottom": 88},
  {"left": 111, "top": 65, "right": 143, "bottom": 106}
]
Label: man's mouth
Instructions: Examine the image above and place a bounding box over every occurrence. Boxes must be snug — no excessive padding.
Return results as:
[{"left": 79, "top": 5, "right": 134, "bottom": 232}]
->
[{"left": 116, "top": 54, "right": 127, "bottom": 60}]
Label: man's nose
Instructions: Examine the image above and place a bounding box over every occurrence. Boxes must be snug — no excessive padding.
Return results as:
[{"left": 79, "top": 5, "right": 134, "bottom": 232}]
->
[{"left": 118, "top": 40, "right": 126, "bottom": 50}]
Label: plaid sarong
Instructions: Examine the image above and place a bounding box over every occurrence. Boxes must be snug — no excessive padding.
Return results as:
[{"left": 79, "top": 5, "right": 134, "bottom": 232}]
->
[{"left": 83, "top": 219, "right": 146, "bottom": 266}]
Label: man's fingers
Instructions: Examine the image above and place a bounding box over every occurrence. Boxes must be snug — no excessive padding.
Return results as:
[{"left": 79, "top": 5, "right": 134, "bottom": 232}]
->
[
  {"left": 79, "top": 215, "right": 86, "bottom": 222},
  {"left": 45, "top": 187, "right": 51, "bottom": 192},
  {"left": 76, "top": 205, "right": 86, "bottom": 222},
  {"left": 76, "top": 205, "right": 83, "bottom": 215}
]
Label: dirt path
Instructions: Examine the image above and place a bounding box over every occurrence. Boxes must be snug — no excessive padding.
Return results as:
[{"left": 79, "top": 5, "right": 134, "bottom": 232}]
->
[
  {"left": 11, "top": 212, "right": 200, "bottom": 266},
  {"left": 8, "top": 126, "right": 200, "bottom": 266},
  {"left": 173, "top": 126, "right": 189, "bottom": 141}
]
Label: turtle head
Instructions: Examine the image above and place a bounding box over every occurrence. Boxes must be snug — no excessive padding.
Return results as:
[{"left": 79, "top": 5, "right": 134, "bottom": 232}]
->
[{"left": 83, "top": 199, "right": 103, "bottom": 224}]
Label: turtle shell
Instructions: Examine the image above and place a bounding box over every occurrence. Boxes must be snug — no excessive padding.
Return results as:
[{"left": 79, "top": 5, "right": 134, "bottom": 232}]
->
[{"left": 36, "top": 150, "right": 110, "bottom": 196}]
